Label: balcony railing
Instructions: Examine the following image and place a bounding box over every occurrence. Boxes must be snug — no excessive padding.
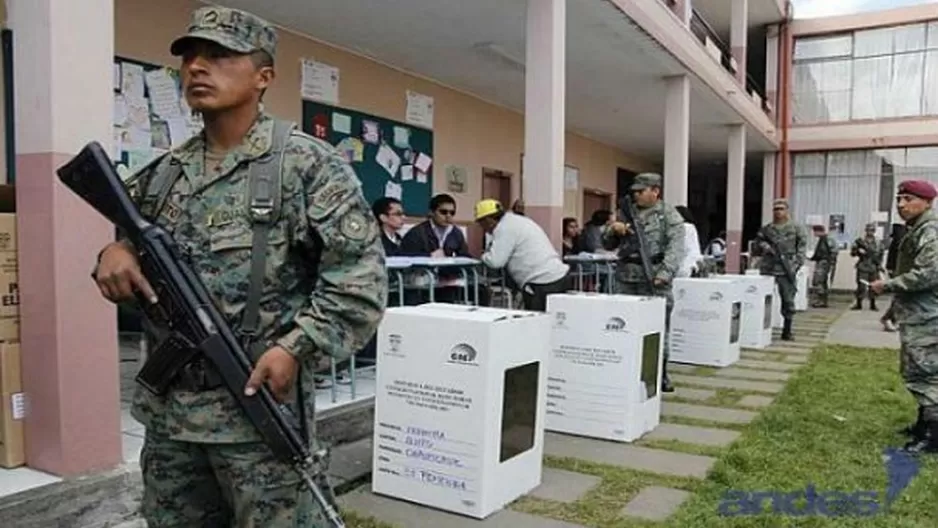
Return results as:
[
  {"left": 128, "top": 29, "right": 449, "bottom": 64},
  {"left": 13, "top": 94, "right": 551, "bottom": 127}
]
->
[{"left": 689, "top": 8, "right": 771, "bottom": 116}]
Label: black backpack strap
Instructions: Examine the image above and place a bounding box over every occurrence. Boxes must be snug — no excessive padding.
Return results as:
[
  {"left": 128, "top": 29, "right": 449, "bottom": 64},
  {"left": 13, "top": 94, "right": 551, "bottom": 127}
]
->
[
  {"left": 138, "top": 153, "right": 183, "bottom": 223},
  {"left": 240, "top": 119, "right": 296, "bottom": 343}
]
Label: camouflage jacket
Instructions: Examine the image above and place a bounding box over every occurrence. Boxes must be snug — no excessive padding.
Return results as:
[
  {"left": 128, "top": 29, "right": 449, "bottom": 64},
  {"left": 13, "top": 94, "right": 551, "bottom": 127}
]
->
[
  {"left": 601, "top": 200, "right": 685, "bottom": 285},
  {"left": 884, "top": 209, "right": 938, "bottom": 325},
  {"left": 125, "top": 112, "right": 388, "bottom": 442},
  {"left": 810, "top": 234, "right": 838, "bottom": 266},
  {"left": 752, "top": 221, "right": 808, "bottom": 277},
  {"left": 850, "top": 236, "right": 885, "bottom": 273}
]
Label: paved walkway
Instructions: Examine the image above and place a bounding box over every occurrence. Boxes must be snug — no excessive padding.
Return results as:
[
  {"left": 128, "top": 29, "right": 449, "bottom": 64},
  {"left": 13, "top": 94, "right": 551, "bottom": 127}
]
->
[{"left": 340, "top": 300, "right": 864, "bottom": 527}]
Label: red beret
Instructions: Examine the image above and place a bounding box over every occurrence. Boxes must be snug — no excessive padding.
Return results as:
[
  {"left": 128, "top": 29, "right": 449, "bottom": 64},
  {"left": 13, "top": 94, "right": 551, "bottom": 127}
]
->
[{"left": 897, "top": 179, "right": 937, "bottom": 200}]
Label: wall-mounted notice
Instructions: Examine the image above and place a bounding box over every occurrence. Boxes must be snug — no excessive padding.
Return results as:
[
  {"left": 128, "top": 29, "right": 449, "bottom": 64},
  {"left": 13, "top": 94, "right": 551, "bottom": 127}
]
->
[
  {"left": 301, "top": 59, "right": 339, "bottom": 104},
  {"left": 406, "top": 90, "right": 434, "bottom": 129},
  {"left": 373, "top": 304, "right": 549, "bottom": 519}
]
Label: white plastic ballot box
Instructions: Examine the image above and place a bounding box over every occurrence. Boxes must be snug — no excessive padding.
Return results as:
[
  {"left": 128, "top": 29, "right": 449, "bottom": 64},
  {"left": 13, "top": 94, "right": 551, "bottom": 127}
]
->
[
  {"left": 372, "top": 303, "right": 549, "bottom": 519},
  {"left": 545, "top": 293, "right": 666, "bottom": 442},
  {"left": 669, "top": 278, "right": 743, "bottom": 367},
  {"left": 724, "top": 274, "right": 774, "bottom": 349}
]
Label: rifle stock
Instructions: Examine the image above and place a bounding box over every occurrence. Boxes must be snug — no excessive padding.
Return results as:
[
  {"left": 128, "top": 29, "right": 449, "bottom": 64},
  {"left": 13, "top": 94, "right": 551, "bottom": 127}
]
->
[
  {"left": 617, "top": 196, "right": 655, "bottom": 293},
  {"left": 56, "top": 141, "right": 346, "bottom": 528}
]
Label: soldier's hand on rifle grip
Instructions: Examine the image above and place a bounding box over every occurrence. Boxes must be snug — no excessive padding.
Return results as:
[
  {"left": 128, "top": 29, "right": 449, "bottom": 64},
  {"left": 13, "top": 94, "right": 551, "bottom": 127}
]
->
[
  {"left": 95, "top": 242, "right": 158, "bottom": 305},
  {"left": 245, "top": 345, "right": 299, "bottom": 402}
]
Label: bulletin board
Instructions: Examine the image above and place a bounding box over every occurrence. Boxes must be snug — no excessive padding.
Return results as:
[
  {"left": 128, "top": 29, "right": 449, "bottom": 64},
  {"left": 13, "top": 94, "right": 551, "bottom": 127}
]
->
[
  {"left": 112, "top": 56, "right": 203, "bottom": 178},
  {"left": 302, "top": 100, "right": 434, "bottom": 217}
]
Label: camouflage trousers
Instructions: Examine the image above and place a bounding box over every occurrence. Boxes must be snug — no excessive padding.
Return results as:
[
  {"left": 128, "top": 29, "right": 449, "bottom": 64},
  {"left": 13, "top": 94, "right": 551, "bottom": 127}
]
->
[
  {"left": 811, "top": 262, "right": 832, "bottom": 304},
  {"left": 772, "top": 274, "right": 797, "bottom": 319},
  {"left": 616, "top": 281, "right": 673, "bottom": 362},
  {"left": 899, "top": 324, "right": 938, "bottom": 420},
  {"left": 139, "top": 432, "right": 335, "bottom": 527},
  {"left": 855, "top": 269, "right": 880, "bottom": 300}
]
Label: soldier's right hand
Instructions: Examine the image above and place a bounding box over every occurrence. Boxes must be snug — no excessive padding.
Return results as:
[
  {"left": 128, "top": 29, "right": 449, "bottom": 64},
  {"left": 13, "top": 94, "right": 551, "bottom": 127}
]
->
[
  {"left": 611, "top": 221, "right": 630, "bottom": 236},
  {"left": 94, "top": 242, "right": 158, "bottom": 304}
]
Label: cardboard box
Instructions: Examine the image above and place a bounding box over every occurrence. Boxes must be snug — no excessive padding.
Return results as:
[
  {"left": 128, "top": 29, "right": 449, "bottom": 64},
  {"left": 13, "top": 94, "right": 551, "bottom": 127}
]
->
[
  {"left": 0, "top": 342, "right": 20, "bottom": 392},
  {"left": 723, "top": 275, "right": 774, "bottom": 349},
  {"left": 0, "top": 342, "right": 24, "bottom": 468},
  {"left": 0, "top": 247, "right": 17, "bottom": 319},
  {"left": 670, "top": 278, "right": 743, "bottom": 367},
  {"left": 0, "top": 390, "right": 25, "bottom": 468},
  {"left": 546, "top": 293, "right": 665, "bottom": 443},
  {"left": 0, "top": 316, "right": 19, "bottom": 342},
  {"left": 0, "top": 213, "right": 15, "bottom": 252},
  {"left": 372, "top": 304, "right": 549, "bottom": 519}
]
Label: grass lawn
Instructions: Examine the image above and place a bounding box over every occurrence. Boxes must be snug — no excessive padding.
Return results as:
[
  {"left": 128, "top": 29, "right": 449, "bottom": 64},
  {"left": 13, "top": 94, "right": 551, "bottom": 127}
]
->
[{"left": 344, "top": 343, "right": 938, "bottom": 527}]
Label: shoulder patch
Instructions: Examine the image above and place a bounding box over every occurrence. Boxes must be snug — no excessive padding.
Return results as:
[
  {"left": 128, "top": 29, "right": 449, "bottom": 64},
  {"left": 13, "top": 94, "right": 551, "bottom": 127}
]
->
[{"left": 340, "top": 210, "right": 370, "bottom": 242}]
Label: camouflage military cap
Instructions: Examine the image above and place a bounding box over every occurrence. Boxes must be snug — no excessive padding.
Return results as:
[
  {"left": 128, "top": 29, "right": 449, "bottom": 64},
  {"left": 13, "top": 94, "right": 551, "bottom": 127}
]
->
[
  {"left": 630, "top": 172, "right": 662, "bottom": 191},
  {"left": 865, "top": 222, "right": 876, "bottom": 230},
  {"left": 170, "top": 7, "right": 277, "bottom": 58},
  {"left": 772, "top": 198, "right": 789, "bottom": 209}
]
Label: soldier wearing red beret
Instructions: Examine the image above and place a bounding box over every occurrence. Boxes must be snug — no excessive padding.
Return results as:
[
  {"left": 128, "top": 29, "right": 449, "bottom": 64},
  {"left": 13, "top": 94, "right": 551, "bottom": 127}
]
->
[{"left": 871, "top": 179, "right": 938, "bottom": 454}]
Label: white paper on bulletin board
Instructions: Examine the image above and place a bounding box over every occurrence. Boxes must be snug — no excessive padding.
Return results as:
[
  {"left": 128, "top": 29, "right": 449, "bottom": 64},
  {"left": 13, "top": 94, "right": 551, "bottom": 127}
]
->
[
  {"left": 301, "top": 59, "right": 339, "bottom": 104},
  {"left": 405, "top": 90, "right": 434, "bottom": 129}
]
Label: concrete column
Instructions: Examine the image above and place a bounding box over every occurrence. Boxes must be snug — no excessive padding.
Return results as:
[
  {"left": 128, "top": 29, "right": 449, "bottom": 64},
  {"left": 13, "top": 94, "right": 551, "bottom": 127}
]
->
[
  {"left": 765, "top": 27, "right": 780, "bottom": 117},
  {"left": 731, "top": 0, "right": 749, "bottom": 85},
  {"left": 663, "top": 75, "right": 690, "bottom": 206},
  {"left": 762, "top": 153, "right": 776, "bottom": 226},
  {"left": 725, "top": 125, "right": 747, "bottom": 273},
  {"left": 523, "top": 0, "right": 566, "bottom": 247},
  {"left": 10, "top": 0, "right": 120, "bottom": 476}
]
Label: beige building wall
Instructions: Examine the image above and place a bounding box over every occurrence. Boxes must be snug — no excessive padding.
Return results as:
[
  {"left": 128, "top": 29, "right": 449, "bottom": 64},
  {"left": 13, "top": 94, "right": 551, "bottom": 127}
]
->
[{"left": 115, "top": 0, "right": 653, "bottom": 227}]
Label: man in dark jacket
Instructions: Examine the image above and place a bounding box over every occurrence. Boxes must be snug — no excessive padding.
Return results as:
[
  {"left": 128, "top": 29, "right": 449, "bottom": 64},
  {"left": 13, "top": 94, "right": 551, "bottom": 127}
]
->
[{"left": 401, "top": 193, "right": 473, "bottom": 303}]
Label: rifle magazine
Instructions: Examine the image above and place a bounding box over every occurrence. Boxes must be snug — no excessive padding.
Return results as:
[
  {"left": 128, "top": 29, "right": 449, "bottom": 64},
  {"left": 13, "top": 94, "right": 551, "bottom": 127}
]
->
[{"left": 135, "top": 332, "right": 200, "bottom": 396}]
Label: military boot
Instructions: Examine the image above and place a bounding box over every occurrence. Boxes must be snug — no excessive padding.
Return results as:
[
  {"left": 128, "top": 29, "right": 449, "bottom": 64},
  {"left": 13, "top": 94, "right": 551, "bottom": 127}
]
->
[
  {"left": 902, "top": 419, "right": 938, "bottom": 455},
  {"left": 851, "top": 300, "right": 863, "bottom": 310},
  {"left": 869, "top": 299, "right": 878, "bottom": 311},
  {"left": 781, "top": 317, "right": 794, "bottom": 341},
  {"left": 900, "top": 406, "right": 927, "bottom": 441}
]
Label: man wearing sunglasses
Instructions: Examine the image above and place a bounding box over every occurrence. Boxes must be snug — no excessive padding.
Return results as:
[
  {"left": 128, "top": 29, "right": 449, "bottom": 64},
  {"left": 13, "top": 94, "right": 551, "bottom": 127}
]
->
[{"left": 400, "top": 193, "right": 473, "bottom": 303}]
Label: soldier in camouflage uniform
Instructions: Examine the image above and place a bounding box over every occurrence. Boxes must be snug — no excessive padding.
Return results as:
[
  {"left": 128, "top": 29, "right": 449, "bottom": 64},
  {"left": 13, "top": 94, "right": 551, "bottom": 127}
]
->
[
  {"left": 602, "top": 173, "right": 685, "bottom": 393},
  {"left": 809, "top": 223, "right": 838, "bottom": 308},
  {"left": 850, "top": 222, "right": 886, "bottom": 311},
  {"left": 752, "top": 199, "right": 807, "bottom": 340},
  {"left": 872, "top": 180, "right": 938, "bottom": 454},
  {"left": 92, "top": 7, "right": 387, "bottom": 526}
]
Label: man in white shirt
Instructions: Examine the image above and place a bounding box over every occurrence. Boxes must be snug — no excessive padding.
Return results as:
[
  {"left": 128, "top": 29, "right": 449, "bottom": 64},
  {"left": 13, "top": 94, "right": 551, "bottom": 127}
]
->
[{"left": 475, "top": 199, "right": 571, "bottom": 311}]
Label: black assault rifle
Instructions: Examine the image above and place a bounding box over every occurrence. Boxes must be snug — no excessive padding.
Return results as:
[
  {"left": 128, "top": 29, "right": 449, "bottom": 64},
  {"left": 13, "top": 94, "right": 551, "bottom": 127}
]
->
[
  {"left": 756, "top": 231, "right": 796, "bottom": 284},
  {"left": 56, "top": 142, "right": 346, "bottom": 528},
  {"left": 617, "top": 196, "right": 655, "bottom": 293}
]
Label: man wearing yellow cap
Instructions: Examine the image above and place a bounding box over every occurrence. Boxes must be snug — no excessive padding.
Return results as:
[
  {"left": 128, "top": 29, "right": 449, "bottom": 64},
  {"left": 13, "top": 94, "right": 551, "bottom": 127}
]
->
[
  {"left": 92, "top": 6, "right": 386, "bottom": 526},
  {"left": 475, "top": 199, "right": 571, "bottom": 311}
]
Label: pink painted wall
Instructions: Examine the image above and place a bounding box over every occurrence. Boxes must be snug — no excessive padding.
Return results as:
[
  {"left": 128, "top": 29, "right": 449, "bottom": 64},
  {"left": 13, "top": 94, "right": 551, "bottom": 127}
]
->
[{"left": 115, "top": 0, "right": 653, "bottom": 228}]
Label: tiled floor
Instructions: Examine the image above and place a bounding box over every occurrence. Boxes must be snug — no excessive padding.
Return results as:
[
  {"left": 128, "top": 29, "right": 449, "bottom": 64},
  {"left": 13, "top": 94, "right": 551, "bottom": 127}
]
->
[{"left": 0, "top": 466, "right": 62, "bottom": 498}]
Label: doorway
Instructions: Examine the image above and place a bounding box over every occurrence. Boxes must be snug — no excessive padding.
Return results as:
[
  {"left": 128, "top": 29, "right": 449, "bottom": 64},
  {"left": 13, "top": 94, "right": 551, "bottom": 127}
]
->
[
  {"left": 582, "top": 189, "right": 612, "bottom": 225},
  {"left": 473, "top": 168, "right": 514, "bottom": 255}
]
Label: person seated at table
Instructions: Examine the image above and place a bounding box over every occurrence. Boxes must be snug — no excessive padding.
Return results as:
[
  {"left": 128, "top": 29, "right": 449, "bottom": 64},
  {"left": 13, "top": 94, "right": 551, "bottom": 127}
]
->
[
  {"left": 475, "top": 199, "right": 572, "bottom": 312},
  {"left": 400, "top": 193, "right": 473, "bottom": 303},
  {"left": 581, "top": 209, "right": 613, "bottom": 253},
  {"left": 562, "top": 217, "right": 584, "bottom": 257},
  {"left": 372, "top": 197, "right": 405, "bottom": 257}
]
